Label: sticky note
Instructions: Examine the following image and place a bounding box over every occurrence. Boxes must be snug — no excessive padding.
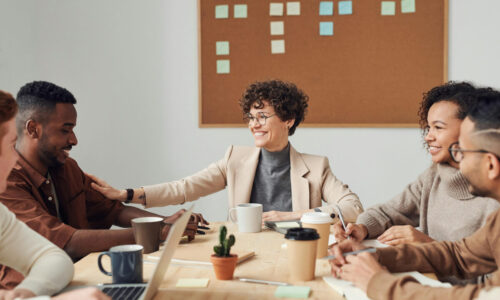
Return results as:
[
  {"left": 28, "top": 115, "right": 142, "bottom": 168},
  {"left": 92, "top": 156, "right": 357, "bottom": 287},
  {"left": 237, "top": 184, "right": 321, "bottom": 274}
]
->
[
  {"left": 216, "top": 41, "right": 229, "bottom": 55},
  {"left": 270, "top": 21, "right": 284, "bottom": 35},
  {"left": 234, "top": 4, "right": 247, "bottom": 18},
  {"left": 176, "top": 278, "right": 209, "bottom": 288},
  {"left": 319, "top": 1, "right": 334, "bottom": 16},
  {"left": 401, "top": 0, "right": 416, "bottom": 13},
  {"left": 287, "top": 2, "right": 301, "bottom": 16},
  {"left": 275, "top": 286, "right": 311, "bottom": 298},
  {"left": 381, "top": 1, "right": 396, "bottom": 15},
  {"left": 215, "top": 5, "right": 229, "bottom": 19},
  {"left": 270, "top": 3, "right": 284, "bottom": 16},
  {"left": 271, "top": 40, "right": 285, "bottom": 54},
  {"left": 319, "top": 22, "right": 334, "bottom": 36},
  {"left": 216, "top": 60, "right": 230, "bottom": 74},
  {"left": 275, "top": 222, "right": 300, "bottom": 228},
  {"left": 338, "top": 1, "right": 353, "bottom": 15}
]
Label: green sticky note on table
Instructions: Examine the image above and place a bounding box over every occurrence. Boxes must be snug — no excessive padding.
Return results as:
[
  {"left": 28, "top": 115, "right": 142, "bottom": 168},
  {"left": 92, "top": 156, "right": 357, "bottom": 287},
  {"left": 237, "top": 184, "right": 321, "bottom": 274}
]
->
[
  {"left": 216, "top": 60, "right": 230, "bottom": 74},
  {"left": 401, "top": 0, "right": 416, "bottom": 13},
  {"left": 275, "top": 286, "right": 311, "bottom": 298},
  {"left": 234, "top": 4, "right": 247, "bottom": 18},
  {"left": 215, "top": 5, "right": 229, "bottom": 19},
  {"left": 216, "top": 41, "right": 229, "bottom": 55},
  {"left": 381, "top": 1, "right": 396, "bottom": 15},
  {"left": 176, "top": 278, "right": 209, "bottom": 288}
]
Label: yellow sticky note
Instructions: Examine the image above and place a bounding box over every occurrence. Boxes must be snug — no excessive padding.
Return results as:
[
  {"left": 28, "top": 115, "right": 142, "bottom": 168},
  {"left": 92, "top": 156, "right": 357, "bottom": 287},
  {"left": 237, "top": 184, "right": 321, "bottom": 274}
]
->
[
  {"left": 381, "top": 1, "right": 396, "bottom": 16},
  {"left": 270, "top": 21, "right": 284, "bottom": 35},
  {"left": 271, "top": 40, "right": 285, "bottom": 54},
  {"left": 176, "top": 278, "right": 209, "bottom": 288},
  {"left": 270, "top": 3, "right": 284, "bottom": 16},
  {"left": 287, "top": 2, "right": 301, "bottom": 16},
  {"left": 276, "top": 222, "right": 300, "bottom": 228}
]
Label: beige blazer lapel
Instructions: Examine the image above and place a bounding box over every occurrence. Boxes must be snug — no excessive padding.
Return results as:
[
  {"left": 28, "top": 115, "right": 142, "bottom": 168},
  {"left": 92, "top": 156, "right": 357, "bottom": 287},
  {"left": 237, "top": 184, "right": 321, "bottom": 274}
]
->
[
  {"left": 290, "top": 145, "right": 310, "bottom": 211},
  {"left": 233, "top": 147, "right": 260, "bottom": 206}
]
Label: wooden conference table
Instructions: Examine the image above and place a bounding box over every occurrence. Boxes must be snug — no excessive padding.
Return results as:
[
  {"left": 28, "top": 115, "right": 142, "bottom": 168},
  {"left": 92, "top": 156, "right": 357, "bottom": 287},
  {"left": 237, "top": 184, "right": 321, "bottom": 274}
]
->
[{"left": 71, "top": 222, "right": 343, "bottom": 299}]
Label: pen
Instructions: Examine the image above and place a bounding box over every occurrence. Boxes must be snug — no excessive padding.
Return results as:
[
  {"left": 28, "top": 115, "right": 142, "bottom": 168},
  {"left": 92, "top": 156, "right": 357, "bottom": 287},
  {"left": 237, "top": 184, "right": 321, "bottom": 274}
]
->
[
  {"left": 198, "top": 225, "right": 210, "bottom": 230},
  {"left": 196, "top": 230, "right": 206, "bottom": 235},
  {"left": 320, "top": 247, "right": 376, "bottom": 260},
  {"left": 238, "top": 277, "right": 291, "bottom": 286},
  {"left": 335, "top": 205, "right": 350, "bottom": 240}
]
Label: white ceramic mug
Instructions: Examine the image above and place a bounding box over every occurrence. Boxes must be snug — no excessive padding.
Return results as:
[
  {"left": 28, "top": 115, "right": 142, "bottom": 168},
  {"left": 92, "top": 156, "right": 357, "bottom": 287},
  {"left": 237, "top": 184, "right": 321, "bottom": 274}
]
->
[{"left": 229, "top": 203, "right": 263, "bottom": 233}]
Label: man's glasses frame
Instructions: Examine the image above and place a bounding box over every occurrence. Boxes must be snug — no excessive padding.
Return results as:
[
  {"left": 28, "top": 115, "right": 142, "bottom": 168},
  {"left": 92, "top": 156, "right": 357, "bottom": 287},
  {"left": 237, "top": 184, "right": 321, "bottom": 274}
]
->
[
  {"left": 243, "top": 112, "right": 276, "bottom": 126},
  {"left": 448, "top": 142, "right": 490, "bottom": 163}
]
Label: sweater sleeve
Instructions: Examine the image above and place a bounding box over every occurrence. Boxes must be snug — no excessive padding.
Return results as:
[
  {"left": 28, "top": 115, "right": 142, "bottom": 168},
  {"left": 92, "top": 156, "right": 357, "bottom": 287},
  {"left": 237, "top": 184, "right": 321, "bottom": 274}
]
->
[
  {"left": 0, "top": 203, "right": 74, "bottom": 296},
  {"left": 356, "top": 166, "right": 432, "bottom": 238},
  {"left": 366, "top": 210, "right": 500, "bottom": 300},
  {"left": 142, "top": 146, "right": 231, "bottom": 208}
]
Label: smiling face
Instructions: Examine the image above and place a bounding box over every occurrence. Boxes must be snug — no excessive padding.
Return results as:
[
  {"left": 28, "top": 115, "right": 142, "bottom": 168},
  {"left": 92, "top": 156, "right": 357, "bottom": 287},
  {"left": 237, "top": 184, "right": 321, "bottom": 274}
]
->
[
  {"left": 0, "top": 118, "right": 18, "bottom": 193},
  {"left": 424, "top": 101, "right": 462, "bottom": 167},
  {"left": 248, "top": 101, "right": 294, "bottom": 152},
  {"left": 36, "top": 103, "right": 78, "bottom": 168}
]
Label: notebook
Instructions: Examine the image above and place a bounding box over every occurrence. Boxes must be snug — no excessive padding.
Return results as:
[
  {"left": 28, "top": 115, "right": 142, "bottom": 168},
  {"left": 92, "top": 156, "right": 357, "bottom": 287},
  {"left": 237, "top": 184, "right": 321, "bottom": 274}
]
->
[{"left": 67, "top": 204, "right": 195, "bottom": 300}]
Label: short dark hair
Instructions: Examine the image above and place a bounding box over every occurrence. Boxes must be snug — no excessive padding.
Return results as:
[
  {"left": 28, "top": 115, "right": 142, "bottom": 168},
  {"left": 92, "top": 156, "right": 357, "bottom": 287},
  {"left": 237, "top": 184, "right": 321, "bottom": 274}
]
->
[
  {"left": 239, "top": 80, "right": 309, "bottom": 136},
  {"left": 468, "top": 88, "right": 500, "bottom": 131},
  {"left": 0, "top": 90, "right": 18, "bottom": 124},
  {"left": 418, "top": 81, "right": 476, "bottom": 132},
  {"left": 16, "top": 81, "right": 76, "bottom": 135}
]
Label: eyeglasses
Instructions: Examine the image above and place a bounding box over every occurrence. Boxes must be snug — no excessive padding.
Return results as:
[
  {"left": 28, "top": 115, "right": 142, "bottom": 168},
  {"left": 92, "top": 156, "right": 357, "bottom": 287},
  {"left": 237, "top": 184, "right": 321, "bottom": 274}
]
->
[
  {"left": 448, "top": 142, "right": 490, "bottom": 163},
  {"left": 243, "top": 112, "right": 276, "bottom": 126}
]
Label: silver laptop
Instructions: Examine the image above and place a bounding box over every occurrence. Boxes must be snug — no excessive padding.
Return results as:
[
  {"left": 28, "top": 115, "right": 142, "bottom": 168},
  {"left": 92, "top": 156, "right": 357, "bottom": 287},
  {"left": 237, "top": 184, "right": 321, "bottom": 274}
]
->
[{"left": 75, "top": 204, "right": 195, "bottom": 300}]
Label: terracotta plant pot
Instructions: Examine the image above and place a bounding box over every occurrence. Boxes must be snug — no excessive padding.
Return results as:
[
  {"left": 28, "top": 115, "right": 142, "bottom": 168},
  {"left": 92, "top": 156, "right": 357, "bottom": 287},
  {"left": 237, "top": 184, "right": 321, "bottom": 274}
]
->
[{"left": 210, "top": 254, "right": 238, "bottom": 280}]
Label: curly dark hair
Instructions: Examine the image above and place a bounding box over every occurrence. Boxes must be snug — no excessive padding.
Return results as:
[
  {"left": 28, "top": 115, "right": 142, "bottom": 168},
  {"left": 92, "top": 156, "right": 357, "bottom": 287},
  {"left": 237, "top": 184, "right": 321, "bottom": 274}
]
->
[
  {"left": 0, "top": 90, "right": 18, "bottom": 125},
  {"left": 239, "top": 80, "right": 308, "bottom": 136},
  {"left": 16, "top": 81, "right": 77, "bottom": 136},
  {"left": 467, "top": 88, "right": 500, "bottom": 131},
  {"left": 418, "top": 81, "right": 476, "bottom": 134}
]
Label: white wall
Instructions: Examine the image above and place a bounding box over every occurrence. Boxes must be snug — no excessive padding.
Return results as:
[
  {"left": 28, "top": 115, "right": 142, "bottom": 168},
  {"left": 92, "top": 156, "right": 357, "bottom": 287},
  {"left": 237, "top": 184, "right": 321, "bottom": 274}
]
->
[{"left": 1, "top": 0, "right": 499, "bottom": 221}]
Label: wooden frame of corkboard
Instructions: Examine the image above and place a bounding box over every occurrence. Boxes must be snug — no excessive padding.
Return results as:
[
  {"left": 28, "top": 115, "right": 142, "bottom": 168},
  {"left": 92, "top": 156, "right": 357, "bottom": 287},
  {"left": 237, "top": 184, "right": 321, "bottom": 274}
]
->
[{"left": 198, "top": 0, "right": 448, "bottom": 128}]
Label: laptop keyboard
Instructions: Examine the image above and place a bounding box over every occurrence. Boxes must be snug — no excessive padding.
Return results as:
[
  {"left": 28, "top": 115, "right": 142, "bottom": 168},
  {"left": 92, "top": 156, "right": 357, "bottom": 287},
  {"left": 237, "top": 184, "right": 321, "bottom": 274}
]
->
[{"left": 102, "top": 286, "right": 146, "bottom": 300}]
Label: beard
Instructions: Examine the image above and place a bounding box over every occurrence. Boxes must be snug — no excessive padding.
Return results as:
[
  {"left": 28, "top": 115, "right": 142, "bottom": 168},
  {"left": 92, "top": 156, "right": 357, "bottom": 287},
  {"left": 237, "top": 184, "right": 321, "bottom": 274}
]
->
[{"left": 37, "top": 135, "right": 65, "bottom": 168}]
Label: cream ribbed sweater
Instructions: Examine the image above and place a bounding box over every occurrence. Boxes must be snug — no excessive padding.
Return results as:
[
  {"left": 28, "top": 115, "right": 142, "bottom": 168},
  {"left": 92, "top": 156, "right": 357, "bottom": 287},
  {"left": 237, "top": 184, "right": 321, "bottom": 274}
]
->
[
  {"left": 357, "top": 163, "right": 500, "bottom": 241},
  {"left": 0, "top": 203, "right": 73, "bottom": 296}
]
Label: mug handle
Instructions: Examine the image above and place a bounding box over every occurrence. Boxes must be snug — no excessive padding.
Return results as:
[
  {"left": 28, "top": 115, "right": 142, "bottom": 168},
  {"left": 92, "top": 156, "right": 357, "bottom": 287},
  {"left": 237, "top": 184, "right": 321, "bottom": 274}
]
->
[
  {"left": 98, "top": 252, "right": 112, "bottom": 276},
  {"left": 228, "top": 207, "right": 237, "bottom": 223}
]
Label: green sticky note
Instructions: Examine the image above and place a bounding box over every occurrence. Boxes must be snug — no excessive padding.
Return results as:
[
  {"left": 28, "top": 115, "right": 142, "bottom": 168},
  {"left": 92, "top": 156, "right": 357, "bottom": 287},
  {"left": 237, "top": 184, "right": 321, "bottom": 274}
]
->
[
  {"left": 234, "top": 4, "right": 247, "bottom": 18},
  {"left": 215, "top": 5, "right": 229, "bottom": 19},
  {"left": 381, "top": 1, "right": 396, "bottom": 15},
  {"left": 216, "top": 41, "right": 229, "bottom": 55},
  {"left": 338, "top": 1, "right": 353, "bottom": 15},
  {"left": 275, "top": 286, "right": 311, "bottom": 298},
  {"left": 401, "top": 0, "right": 416, "bottom": 13},
  {"left": 216, "top": 60, "right": 230, "bottom": 74},
  {"left": 176, "top": 278, "right": 209, "bottom": 287}
]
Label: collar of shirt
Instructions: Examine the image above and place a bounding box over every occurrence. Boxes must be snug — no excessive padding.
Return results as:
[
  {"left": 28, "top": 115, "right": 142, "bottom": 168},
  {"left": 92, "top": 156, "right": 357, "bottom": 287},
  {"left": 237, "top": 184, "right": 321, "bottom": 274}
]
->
[{"left": 15, "top": 151, "right": 51, "bottom": 189}]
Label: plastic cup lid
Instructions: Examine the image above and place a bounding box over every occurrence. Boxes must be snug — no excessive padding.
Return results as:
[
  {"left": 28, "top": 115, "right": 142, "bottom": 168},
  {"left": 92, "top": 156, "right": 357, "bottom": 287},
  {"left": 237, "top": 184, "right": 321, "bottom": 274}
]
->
[
  {"left": 300, "top": 212, "right": 333, "bottom": 224},
  {"left": 284, "top": 227, "right": 320, "bottom": 241}
]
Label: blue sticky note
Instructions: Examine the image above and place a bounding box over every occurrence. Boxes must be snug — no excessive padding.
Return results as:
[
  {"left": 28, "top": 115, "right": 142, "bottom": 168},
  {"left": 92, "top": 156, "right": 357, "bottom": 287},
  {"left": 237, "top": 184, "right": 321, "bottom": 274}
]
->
[
  {"left": 216, "top": 60, "right": 230, "bottom": 74},
  {"left": 215, "top": 5, "right": 229, "bottom": 19},
  {"left": 401, "top": 0, "right": 416, "bottom": 13},
  {"left": 381, "top": 1, "right": 396, "bottom": 16},
  {"left": 319, "top": 1, "right": 334, "bottom": 16},
  {"left": 275, "top": 286, "right": 311, "bottom": 298},
  {"left": 319, "top": 22, "right": 334, "bottom": 36},
  {"left": 338, "top": 1, "right": 352, "bottom": 15}
]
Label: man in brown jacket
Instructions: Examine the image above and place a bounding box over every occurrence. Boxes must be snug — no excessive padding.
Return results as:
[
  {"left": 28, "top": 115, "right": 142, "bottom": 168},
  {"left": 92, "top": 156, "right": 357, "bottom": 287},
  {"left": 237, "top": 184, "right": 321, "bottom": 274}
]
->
[
  {"left": 330, "top": 88, "right": 500, "bottom": 300},
  {"left": 0, "top": 81, "right": 207, "bottom": 289}
]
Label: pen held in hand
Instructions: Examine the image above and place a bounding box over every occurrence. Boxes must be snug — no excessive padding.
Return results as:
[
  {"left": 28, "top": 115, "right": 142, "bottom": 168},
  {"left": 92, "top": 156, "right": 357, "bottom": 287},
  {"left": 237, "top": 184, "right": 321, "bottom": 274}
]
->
[
  {"left": 198, "top": 225, "right": 210, "bottom": 230},
  {"left": 196, "top": 230, "right": 206, "bottom": 235},
  {"left": 320, "top": 247, "right": 377, "bottom": 260}
]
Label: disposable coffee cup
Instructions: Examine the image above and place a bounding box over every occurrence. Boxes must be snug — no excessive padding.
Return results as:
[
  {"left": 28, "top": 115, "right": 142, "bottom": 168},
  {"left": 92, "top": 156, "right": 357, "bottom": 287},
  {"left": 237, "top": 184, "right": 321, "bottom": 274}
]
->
[
  {"left": 98, "top": 244, "right": 143, "bottom": 284},
  {"left": 229, "top": 203, "right": 263, "bottom": 233},
  {"left": 132, "top": 217, "right": 164, "bottom": 254},
  {"left": 284, "top": 227, "right": 320, "bottom": 281},
  {"left": 301, "top": 212, "right": 333, "bottom": 259}
]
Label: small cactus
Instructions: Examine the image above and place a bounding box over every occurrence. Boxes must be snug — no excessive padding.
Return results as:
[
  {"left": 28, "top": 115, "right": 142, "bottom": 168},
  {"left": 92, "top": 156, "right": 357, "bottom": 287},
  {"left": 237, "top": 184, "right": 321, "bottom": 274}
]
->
[{"left": 213, "top": 225, "right": 236, "bottom": 257}]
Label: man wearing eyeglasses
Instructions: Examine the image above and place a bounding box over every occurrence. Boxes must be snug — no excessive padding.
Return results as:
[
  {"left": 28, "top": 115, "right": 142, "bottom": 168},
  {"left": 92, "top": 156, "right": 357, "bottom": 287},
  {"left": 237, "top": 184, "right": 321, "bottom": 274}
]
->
[{"left": 328, "top": 88, "right": 500, "bottom": 300}]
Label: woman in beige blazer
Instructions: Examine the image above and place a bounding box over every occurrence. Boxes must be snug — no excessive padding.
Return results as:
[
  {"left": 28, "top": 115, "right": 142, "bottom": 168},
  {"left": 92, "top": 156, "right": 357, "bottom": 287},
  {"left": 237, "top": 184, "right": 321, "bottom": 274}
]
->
[{"left": 91, "top": 80, "right": 363, "bottom": 222}]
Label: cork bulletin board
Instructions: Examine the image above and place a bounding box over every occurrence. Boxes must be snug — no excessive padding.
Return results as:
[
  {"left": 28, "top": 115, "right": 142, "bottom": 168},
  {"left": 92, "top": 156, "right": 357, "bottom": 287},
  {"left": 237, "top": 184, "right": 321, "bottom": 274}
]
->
[{"left": 198, "top": 0, "right": 448, "bottom": 127}]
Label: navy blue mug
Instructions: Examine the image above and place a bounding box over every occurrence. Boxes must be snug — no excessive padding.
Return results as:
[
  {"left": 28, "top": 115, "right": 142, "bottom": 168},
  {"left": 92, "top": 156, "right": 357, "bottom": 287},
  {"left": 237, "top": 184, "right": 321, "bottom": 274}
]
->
[{"left": 98, "top": 244, "right": 143, "bottom": 284}]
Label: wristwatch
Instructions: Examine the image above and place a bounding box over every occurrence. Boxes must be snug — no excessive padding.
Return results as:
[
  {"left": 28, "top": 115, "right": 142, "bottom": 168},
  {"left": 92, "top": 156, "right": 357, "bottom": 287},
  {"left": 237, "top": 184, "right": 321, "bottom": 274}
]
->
[{"left": 125, "top": 188, "right": 134, "bottom": 204}]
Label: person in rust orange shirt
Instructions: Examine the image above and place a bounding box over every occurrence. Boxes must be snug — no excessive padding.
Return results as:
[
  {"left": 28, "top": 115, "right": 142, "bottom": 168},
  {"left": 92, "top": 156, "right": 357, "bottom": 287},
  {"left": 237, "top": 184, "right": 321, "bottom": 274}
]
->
[{"left": 0, "top": 81, "right": 207, "bottom": 290}]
